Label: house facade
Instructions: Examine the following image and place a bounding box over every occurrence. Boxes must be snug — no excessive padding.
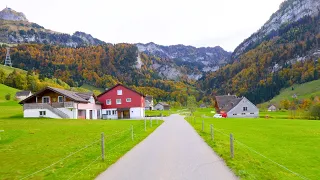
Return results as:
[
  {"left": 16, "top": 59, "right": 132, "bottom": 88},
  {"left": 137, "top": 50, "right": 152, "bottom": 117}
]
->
[
  {"left": 15, "top": 90, "right": 32, "bottom": 101},
  {"left": 215, "top": 95, "right": 259, "bottom": 118},
  {"left": 154, "top": 102, "right": 170, "bottom": 110},
  {"left": 19, "top": 87, "right": 101, "bottom": 119},
  {"left": 268, "top": 105, "right": 277, "bottom": 111},
  {"left": 97, "top": 84, "right": 145, "bottom": 119},
  {"left": 145, "top": 95, "right": 154, "bottom": 110}
]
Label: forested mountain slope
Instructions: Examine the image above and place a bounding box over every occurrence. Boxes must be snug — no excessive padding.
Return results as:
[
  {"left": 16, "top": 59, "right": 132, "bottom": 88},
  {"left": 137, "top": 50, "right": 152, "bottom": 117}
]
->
[{"left": 199, "top": 0, "right": 320, "bottom": 104}]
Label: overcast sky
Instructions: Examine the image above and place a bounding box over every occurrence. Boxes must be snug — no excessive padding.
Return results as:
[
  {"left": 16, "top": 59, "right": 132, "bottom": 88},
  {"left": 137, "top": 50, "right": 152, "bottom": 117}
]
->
[{"left": 1, "top": 0, "right": 284, "bottom": 51}]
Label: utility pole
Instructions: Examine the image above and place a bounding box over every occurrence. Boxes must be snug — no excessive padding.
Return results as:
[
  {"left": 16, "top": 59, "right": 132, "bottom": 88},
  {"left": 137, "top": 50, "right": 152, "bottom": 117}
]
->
[{"left": 4, "top": 47, "right": 12, "bottom": 67}]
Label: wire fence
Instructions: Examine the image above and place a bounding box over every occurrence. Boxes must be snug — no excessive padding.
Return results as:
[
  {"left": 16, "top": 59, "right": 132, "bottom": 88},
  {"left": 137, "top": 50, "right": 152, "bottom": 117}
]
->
[
  {"left": 19, "top": 118, "right": 162, "bottom": 180},
  {"left": 187, "top": 116, "right": 311, "bottom": 180}
]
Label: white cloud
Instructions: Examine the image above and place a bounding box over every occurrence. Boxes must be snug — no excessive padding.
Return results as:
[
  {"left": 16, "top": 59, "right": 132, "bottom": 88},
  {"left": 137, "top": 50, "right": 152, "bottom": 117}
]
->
[{"left": 1, "top": 0, "right": 284, "bottom": 51}]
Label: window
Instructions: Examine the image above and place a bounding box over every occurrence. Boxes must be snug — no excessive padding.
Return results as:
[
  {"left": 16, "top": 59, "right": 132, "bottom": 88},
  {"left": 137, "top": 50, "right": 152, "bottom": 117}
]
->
[
  {"left": 42, "top": 96, "right": 50, "bottom": 103},
  {"left": 117, "top": 90, "right": 122, "bottom": 95},
  {"left": 242, "top": 113, "right": 246, "bottom": 115},
  {"left": 116, "top": 99, "right": 122, "bottom": 104},
  {"left": 112, "top": 110, "right": 117, "bottom": 115},
  {"left": 250, "top": 113, "right": 254, "bottom": 114},
  {"left": 39, "top": 111, "right": 46, "bottom": 116},
  {"left": 126, "top": 98, "right": 131, "bottom": 102},
  {"left": 106, "top": 99, "right": 111, "bottom": 105},
  {"left": 58, "top": 96, "right": 63, "bottom": 103},
  {"left": 243, "top": 107, "right": 248, "bottom": 111},
  {"left": 233, "top": 113, "right": 237, "bottom": 115}
]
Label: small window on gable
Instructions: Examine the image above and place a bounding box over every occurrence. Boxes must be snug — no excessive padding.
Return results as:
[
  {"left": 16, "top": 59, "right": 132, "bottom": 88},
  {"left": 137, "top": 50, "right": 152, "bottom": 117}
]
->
[
  {"left": 106, "top": 99, "right": 111, "bottom": 105},
  {"left": 243, "top": 107, "right": 248, "bottom": 111},
  {"left": 116, "top": 99, "right": 121, "bottom": 104},
  {"left": 126, "top": 98, "right": 131, "bottom": 102},
  {"left": 58, "top": 96, "right": 63, "bottom": 103},
  {"left": 117, "top": 90, "right": 122, "bottom": 95}
]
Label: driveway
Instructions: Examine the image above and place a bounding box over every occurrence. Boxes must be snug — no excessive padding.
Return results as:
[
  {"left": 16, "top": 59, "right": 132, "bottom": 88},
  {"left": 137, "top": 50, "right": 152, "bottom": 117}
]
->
[{"left": 96, "top": 114, "right": 237, "bottom": 180}]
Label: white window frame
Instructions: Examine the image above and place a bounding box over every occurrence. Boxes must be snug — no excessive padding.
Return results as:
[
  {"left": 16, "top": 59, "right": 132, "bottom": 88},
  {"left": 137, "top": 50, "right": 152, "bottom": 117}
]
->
[
  {"left": 58, "top": 96, "right": 64, "bottom": 103},
  {"left": 243, "top": 107, "right": 248, "bottom": 111},
  {"left": 126, "top": 98, "right": 131, "bottom": 102},
  {"left": 106, "top": 99, "right": 111, "bottom": 105},
  {"left": 116, "top": 99, "right": 122, "bottom": 104},
  {"left": 117, "top": 90, "right": 123, "bottom": 95},
  {"left": 42, "top": 96, "right": 50, "bottom": 103}
]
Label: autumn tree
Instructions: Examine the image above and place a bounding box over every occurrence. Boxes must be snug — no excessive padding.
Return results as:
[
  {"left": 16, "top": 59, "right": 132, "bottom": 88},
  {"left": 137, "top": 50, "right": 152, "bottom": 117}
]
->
[{"left": 187, "top": 96, "right": 197, "bottom": 115}]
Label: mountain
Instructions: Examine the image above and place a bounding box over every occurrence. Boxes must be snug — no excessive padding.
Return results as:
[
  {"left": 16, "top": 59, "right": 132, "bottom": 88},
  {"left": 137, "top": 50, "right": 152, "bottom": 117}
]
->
[
  {"left": 200, "top": 0, "right": 320, "bottom": 104},
  {"left": 136, "top": 42, "right": 231, "bottom": 75},
  {"left": 0, "top": 7, "right": 105, "bottom": 47},
  {"left": 232, "top": 0, "right": 320, "bottom": 59}
]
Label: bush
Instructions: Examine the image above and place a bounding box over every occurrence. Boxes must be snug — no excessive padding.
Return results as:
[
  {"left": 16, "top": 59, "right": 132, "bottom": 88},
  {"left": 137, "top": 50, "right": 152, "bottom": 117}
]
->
[{"left": 5, "top": 93, "right": 11, "bottom": 100}]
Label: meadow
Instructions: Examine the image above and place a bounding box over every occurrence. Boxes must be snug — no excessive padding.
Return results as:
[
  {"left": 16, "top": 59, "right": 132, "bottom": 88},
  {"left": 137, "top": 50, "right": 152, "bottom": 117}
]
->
[
  {"left": 0, "top": 84, "right": 162, "bottom": 179},
  {"left": 187, "top": 110, "right": 320, "bottom": 180}
]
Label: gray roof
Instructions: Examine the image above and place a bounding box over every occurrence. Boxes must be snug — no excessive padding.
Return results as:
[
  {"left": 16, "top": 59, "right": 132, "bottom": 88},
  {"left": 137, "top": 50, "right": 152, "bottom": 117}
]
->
[
  {"left": 20, "top": 87, "right": 97, "bottom": 104},
  {"left": 215, "top": 95, "right": 243, "bottom": 112},
  {"left": 16, "top": 91, "right": 31, "bottom": 97},
  {"left": 157, "top": 102, "right": 170, "bottom": 106},
  {"left": 145, "top": 95, "right": 153, "bottom": 102}
]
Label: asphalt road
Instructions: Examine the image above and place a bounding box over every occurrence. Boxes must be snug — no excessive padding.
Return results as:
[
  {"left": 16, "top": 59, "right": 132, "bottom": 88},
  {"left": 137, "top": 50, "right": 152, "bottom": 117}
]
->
[{"left": 96, "top": 114, "right": 237, "bottom": 180}]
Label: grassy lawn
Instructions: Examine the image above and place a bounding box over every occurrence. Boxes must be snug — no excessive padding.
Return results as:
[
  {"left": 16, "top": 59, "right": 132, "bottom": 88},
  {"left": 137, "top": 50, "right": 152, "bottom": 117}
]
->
[
  {"left": 145, "top": 108, "right": 181, "bottom": 117},
  {"left": 187, "top": 110, "right": 320, "bottom": 180},
  {"left": 0, "top": 64, "right": 26, "bottom": 76},
  {"left": 0, "top": 83, "right": 163, "bottom": 179},
  {"left": 0, "top": 118, "right": 161, "bottom": 180}
]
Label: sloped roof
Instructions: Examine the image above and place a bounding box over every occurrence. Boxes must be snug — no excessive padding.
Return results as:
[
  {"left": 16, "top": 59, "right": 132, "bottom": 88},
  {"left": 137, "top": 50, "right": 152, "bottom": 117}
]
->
[
  {"left": 157, "top": 102, "right": 170, "bottom": 106},
  {"left": 19, "top": 87, "right": 96, "bottom": 104},
  {"left": 16, "top": 90, "right": 31, "bottom": 97},
  {"left": 215, "top": 95, "right": 243, "bottom": 112},
  {"left": 97, "top": 84, "right": 145, "bottom": 97},
  {"left": 145, "top": 95, "right": 153, "bottom": 102}
]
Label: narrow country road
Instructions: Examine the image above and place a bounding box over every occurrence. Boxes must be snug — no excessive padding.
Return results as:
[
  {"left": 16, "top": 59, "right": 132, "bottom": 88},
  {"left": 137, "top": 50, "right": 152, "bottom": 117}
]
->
[{"left": 96, "top": 114, "right": 237, "bottom": 180}]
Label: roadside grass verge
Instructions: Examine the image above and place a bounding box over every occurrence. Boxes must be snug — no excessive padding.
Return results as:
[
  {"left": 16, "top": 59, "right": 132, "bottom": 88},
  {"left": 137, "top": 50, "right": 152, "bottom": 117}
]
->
[
  {"left": 0, "top": 118, "right": 162, "bottom": 179},
  {"left": 145, "top": 108, "right": 183, "bottom": 117},
  {"left": 186, "top": 111, "right": 320, "bottom": 179}
]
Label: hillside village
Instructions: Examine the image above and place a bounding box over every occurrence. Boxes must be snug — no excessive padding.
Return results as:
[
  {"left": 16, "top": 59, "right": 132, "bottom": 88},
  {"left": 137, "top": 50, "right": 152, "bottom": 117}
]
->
[{"left": 1, "top": 0, "right": 320, "bottom": 179}]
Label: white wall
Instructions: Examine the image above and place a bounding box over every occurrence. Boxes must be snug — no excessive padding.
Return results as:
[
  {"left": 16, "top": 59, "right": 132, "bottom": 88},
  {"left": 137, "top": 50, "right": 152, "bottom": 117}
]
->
[
  {"left": 227, "top": 97, "right": 259, "bottom": 118},
  {"left": 130, "top": 107, "right": 145, "bottom": 119},
  {"left": 154, "top": 104, "right": 164, "bottom": 110},
  {"left": 24, "top": 109, "right": 62, "bottom": 119},
  {"left": 85, "top": 109, "right": 98, "bottom": 119},
  {"left": 57, "top": 108, "right": 77, "bottom": 119},
  {"left": 101, "top": 109, "right": 118, "bottom": 119}
]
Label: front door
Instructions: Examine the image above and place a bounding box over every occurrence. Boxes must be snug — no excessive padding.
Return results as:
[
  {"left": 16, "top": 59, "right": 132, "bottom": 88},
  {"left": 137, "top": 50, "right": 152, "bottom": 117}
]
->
[{"left": 89, "top": 110, "right": 93, "bottom": 119}]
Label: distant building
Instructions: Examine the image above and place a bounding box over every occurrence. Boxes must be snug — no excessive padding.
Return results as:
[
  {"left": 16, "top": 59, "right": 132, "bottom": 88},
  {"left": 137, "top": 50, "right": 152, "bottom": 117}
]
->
[
  {"left": 19, "top": 87, "right": 101, "bottom": 119},
  {"left": 15, "top": 90, "right": 32, "bottom": 101},
  {"left": 199, "top": 103, "right": 206, "bottom": 108},
  {"left": 154, "top": 102, "right": 170, "bottom": 110},
  {"left": 214, "top": 95, "right": 259, "bottom": 118},
  {"left": 268, "top": 105, "right": 277, "bottom": 112},
  {"left": 145, "top": 95, "right": 154, "bottom": 110},
  {"left": 97, "top": 84, "right": 145, "bottom": 119}
]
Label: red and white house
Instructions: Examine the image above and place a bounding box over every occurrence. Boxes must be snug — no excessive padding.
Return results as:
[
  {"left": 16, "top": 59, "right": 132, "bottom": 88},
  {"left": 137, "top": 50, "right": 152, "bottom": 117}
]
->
[{"left": 97, "top": 84, "right": 145, "bottom": 119}]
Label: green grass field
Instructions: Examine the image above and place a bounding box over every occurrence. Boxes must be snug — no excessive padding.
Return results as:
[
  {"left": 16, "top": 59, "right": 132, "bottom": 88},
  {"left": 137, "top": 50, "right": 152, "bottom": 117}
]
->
[
  {"left": 187, "top": 110, "right": 320, "bottom": 180},
  {"left": 145, "top": 108, "right": 188, "bottom": 117},
  {"left": 260, "top": 79, "right": 320, "bottom": 109},
  {"left": 0, "top": 84, "right": 162, "bottom": 179},
  {"left": 0, "top": 64, "right": 26, "bottom": 76}
]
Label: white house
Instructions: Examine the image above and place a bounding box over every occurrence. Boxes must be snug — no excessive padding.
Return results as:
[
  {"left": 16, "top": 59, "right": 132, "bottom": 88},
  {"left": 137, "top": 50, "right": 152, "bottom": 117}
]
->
[
  {"left": 154, "top": 102, "right": 170, "bottom": 110},
  {"left": 268, "top": 105, "right": 277, "bottom": 111},
  {"left": 145, "top": 95, "right": 154, "bottom": 110},
  {"left": 19, "top": 87, "right": 102, "bottom": 119},
  {"left": 215, "top": 95, "right": 259, "bottom": 118},
  {"left": 15, "top": 90, "right": 32, "bottom": 101}
]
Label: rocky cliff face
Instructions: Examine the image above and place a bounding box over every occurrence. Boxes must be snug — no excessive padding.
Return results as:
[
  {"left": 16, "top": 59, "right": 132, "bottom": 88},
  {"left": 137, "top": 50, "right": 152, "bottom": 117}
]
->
[
  {"left": 0, "top": 7, "right": 105, "bottom": 47},
  {"left": 136, "top": 42, "right": 231, "bottom": 73},
  {"left": 232, "top": 0, "right": 320, "bottom": 59},
  {"left": 0, "top": 7, "right": 28, "bottom": 21}
]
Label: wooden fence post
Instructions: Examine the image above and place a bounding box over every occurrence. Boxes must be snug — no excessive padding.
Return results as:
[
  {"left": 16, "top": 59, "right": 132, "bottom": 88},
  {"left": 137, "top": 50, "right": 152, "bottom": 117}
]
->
[
  {"left": 211, "top": 124, "right": 214, "bottom": 140},
  {"left": 101, "top": 132, "right": 105, "bottom": 161},
  {"left": 144, "top": 118, "right": 146, "bottom": 131},
  {"left": 150, "top": 118, "right": 152, "bottom": 128},
  {"left": 230, "top": 134, "right": 234, "bottom": 158},
  {"left": 131, "top": 125, "right": 134, "bottom": 141}
]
